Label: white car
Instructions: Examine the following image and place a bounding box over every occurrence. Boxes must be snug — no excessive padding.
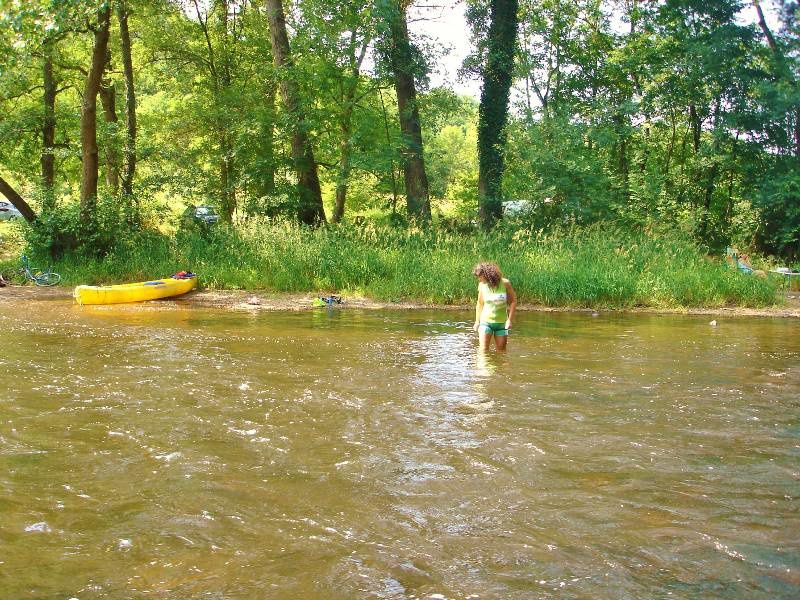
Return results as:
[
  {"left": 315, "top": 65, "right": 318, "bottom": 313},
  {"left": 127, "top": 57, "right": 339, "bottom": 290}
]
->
[
  {"left": 0, "top": 201, "right": 22, "bottom": 221},
  {"left": 502, "top": 199, "right": 533, "bottom": 216}
]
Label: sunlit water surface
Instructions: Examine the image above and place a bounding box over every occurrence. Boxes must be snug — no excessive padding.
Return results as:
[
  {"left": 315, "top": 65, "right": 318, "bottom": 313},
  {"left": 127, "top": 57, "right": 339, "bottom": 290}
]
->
[{"left": 1, "top": 297, "right": 799, "bottom": 599}]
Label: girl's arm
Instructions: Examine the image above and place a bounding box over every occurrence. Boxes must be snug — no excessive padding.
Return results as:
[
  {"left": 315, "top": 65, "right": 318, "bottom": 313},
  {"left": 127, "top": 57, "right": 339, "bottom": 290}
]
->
[
  {"left": 505, "top": 280, "right": 517, "bottom": 329},
  {"left": 473, "top": 286, "right": 483, "bottom": 331}
]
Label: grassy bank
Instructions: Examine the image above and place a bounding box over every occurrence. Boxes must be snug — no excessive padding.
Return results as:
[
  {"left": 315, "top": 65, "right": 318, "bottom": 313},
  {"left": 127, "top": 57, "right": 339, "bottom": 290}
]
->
[{"left": 3, "top": 219, "right": 780, "bottom": 309}]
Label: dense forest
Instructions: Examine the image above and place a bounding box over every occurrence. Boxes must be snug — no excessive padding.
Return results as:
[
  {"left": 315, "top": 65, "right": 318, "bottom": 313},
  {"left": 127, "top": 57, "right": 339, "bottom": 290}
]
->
[{"left": 0, "top": 0, "right": 798, "bottom": 264}]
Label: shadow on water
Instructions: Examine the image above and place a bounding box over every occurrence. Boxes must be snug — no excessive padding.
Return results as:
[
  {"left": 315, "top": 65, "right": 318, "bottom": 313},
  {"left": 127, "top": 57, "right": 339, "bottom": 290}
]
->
[{"left": 0, "top": 300, "right": 799, "bottom": 598}]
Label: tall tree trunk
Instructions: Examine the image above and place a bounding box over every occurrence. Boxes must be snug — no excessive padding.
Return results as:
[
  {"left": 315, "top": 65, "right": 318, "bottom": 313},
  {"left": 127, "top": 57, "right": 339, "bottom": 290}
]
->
[
  {"left": 332, "top": 36, "right": 369, "bottom": 224},
  {"left": 192, "top": 0, "right": 236, "bottom": 221},
  {"left": 700, "top": 161, "right": 718, "bottom": 241},
  {"left": 795, "top": 108, "right": 800, "bottom": 159},
  {"left": 725, "top": 134, "right": 739, "bottom": 232},
  {"left": 219, "top": 132, "right": 236, "bottom": 221},
  {"left": 689, "top": 104, "right": 701, "bottom": 153},
  {"left": 699, "top": 101, "right": 723, "bottom": 241},
  {"left": 0, "top": 176, "right": 37, "bottom": 223},
  {"left": 218, "top": 1, "right": 236, "bottom": 221},
  {"left": 41, "top": 41, "right": 56, "bottom": 214},
  {"left": 332, "top": 109, "right": 353, "bottom": 223},
  {"left": 80, "top": 6, "right": 112, "bottom": 225},
  {"left": 117, "top": 0, "right": 137, "bottom": 203},
  {"left": 258, "top": 82, "right": 277, "bottom": 198},
  {"left": 378, "top": 86, "right": 400, "bottom": 214},
  {"left": 386, "top": 1, "right": 430, "bottom": 222},
  {"left": 613, "top": 113, "right": 629, "bottom": 193},
  {"left": 477, "top": 0, "right": 519, "bottom": 228},
  {"left": 664, "top": 108, "right": 677, "bottom": 175},
  {"left": 265, "top": 0, "right": 326, "bottom": 225},
  {"left": 99, "top": 50, "right": 120, "bottom": 194},
  {"left": 753, "top": 0, "right": 778, "bottom": 52}
]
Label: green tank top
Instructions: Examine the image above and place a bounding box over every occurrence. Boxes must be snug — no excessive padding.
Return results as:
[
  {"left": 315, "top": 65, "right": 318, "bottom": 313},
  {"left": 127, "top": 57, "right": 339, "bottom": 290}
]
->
[{"left": 479, "top": 280, "right": 508, "bottom": 323}]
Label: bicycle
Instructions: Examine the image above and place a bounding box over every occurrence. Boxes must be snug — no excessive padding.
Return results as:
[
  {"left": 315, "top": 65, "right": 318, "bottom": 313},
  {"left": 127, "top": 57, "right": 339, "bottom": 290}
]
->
[{"left": 20, "top": 255, "right": 61, "bottom": 286}]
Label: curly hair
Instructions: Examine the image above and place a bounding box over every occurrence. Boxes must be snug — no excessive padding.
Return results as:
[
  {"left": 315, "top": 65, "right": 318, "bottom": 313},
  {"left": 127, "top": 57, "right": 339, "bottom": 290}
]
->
[{"left": 472, "top": 262, "right": 503, "bottom": 288}]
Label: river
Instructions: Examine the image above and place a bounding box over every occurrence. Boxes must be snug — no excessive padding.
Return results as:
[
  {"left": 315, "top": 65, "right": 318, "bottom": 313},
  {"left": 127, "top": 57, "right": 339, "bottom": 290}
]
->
[{"left": 1, "top": 297, "right": 798, "bottom": 598}]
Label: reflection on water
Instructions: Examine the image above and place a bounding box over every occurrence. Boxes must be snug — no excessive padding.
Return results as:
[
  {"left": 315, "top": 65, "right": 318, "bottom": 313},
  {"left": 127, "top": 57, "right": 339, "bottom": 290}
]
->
[
  {"left": 475, "top": 350, "right": 492, "bottom": 378},
  {"left": 1, "top": 298, "right": 799, "bottom": 598}
]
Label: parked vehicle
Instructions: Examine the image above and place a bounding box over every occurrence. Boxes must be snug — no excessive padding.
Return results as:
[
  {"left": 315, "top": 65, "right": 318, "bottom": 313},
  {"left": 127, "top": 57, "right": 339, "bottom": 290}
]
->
[
  {"left": 502, "top": 199, "right": 534, "bottom": 216},
  {"left": 0, "top": 200, "right": 22, "bottom": 221},
  {"left": 181, "top": 205, "right": 220, "bottom": 228}
]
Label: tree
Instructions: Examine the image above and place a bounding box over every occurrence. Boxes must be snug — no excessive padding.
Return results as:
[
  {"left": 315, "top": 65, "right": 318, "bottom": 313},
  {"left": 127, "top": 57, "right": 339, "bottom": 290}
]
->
[
  {"left": 265, "top": 0, "right": 326, "bottom": 225},
  {"left": 749, "top": 0, "right": 800, "bottom": 256},
  {"left": 296, "top": 0, "right": 377, "bottom": 223},
  {"left": 380, "top": 0, "right": 431, "bottom": 222},
  {"left": 117, "top": 0, "right": 138, "bottom": 203},
  {"left": 186, "top": 0, "right": 239, "bottom": 221},
  {"left": 99, "top": 47, "right": 120, "bottom": 194},
  {"left": 515, "top": 0, "right": 581, "bottom": 118},
  {"left": 0, "top": 0, "right": 85, "bottom": 216},
  {"left": 646, "top": 1, "right": 760, "bottom": 244},
  {"left": 473, "top": 0, "right": 519, "bottom": 227},
  {"left": 41, "top": 38, "right": 57, "bottom": 209},
  {"left": 79, "top": 4, "right": 112, "bottom": 226},
  {"left": 0, "top": 175, "right": 37, "bottom": 223}
]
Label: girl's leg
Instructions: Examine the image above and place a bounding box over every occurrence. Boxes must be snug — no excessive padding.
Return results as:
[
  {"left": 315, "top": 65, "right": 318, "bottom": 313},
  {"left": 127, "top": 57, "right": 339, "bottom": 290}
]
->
[
  {"left": 479, "top": 330, "right": 493, "bottom": 351},
  {"left": 495, "top": 334, "right": 508, "bottom": 351}
]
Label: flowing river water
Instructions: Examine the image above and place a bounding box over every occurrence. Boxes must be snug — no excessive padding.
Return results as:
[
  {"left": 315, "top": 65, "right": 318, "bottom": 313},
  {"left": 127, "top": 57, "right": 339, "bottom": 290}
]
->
[{"left": 1, "top": 296, "right": 799, "bottom": 599}]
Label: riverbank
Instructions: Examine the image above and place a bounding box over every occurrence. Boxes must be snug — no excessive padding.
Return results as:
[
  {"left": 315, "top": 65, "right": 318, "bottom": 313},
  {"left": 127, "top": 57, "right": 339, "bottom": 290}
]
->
[
  {"left": 5, "top": 223, "right": 785, "bottom": 307},
  {"left": 4, "top": 284, "right": 800, "bottom": 318}
]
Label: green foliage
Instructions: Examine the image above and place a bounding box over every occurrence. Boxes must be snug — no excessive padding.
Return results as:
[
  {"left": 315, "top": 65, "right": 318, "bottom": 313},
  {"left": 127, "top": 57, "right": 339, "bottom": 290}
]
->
[
  {"left": 22, "top": 193, "right": 153, "bottom": 260},
  {"left": 0, "top": 0, "right": 798, "bottom": 267},
  {"left": 40, "top": 220, "right": 777, "bottom": 309},
  {"left": 424, "top": 97, "right": 479, "bottom": 203},
  {"left": 753, "top": 164, "right": 800, "bottom": 259},
  {"left": 0, "top": 220, "right": 25, "bottom": 282},
  {"left": 504, "top": 115, "right": 618, "bottom": 228},
  {"left": 240, "top": 190, "right": 298, "bottom": 220},
  {"left": 22, "top": 202, "right": 82, "bottom": 260}
]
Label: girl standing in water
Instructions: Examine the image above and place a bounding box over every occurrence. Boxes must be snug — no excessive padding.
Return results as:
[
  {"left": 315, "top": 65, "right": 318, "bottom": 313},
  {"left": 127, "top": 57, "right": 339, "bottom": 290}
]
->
[{"left": 472, "top": 262, "right": 517, "bottom": 351}]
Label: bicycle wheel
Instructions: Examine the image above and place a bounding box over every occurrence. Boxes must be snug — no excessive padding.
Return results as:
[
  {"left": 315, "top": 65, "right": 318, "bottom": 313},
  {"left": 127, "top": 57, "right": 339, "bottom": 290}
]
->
[{"left": 34, "top": 271, "right": 61, "bottom": 286}]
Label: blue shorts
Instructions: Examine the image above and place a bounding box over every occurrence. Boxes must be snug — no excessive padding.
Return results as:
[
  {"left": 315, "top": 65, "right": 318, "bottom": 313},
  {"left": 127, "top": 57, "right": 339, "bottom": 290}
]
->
[{"left": 478, "top": 322, "right": 508, "bottom": 336}]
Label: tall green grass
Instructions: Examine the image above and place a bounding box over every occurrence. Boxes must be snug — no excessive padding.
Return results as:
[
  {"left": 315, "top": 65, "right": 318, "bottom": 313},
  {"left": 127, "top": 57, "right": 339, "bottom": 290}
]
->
[{"left": 40, "top": 220, "right": 778, "bottom": 308}]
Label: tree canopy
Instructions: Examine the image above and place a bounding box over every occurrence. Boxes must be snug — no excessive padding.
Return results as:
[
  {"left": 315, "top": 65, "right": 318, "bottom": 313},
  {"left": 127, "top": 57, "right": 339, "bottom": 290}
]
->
[{"left": 0, "top": 0, "right": 797, "bottom": 258}]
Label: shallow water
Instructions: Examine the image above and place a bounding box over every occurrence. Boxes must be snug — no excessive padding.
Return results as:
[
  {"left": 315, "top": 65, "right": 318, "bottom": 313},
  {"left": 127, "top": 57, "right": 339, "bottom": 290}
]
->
[{"left": 1, "top": 297, "right": 799, "bottom": 598}]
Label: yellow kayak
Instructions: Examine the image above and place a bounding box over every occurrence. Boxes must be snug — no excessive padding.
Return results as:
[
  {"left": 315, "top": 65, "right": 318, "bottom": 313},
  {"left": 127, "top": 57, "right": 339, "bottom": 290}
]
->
[{"left": 74, "top": 274, "right": 197, "bottom": 305}]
